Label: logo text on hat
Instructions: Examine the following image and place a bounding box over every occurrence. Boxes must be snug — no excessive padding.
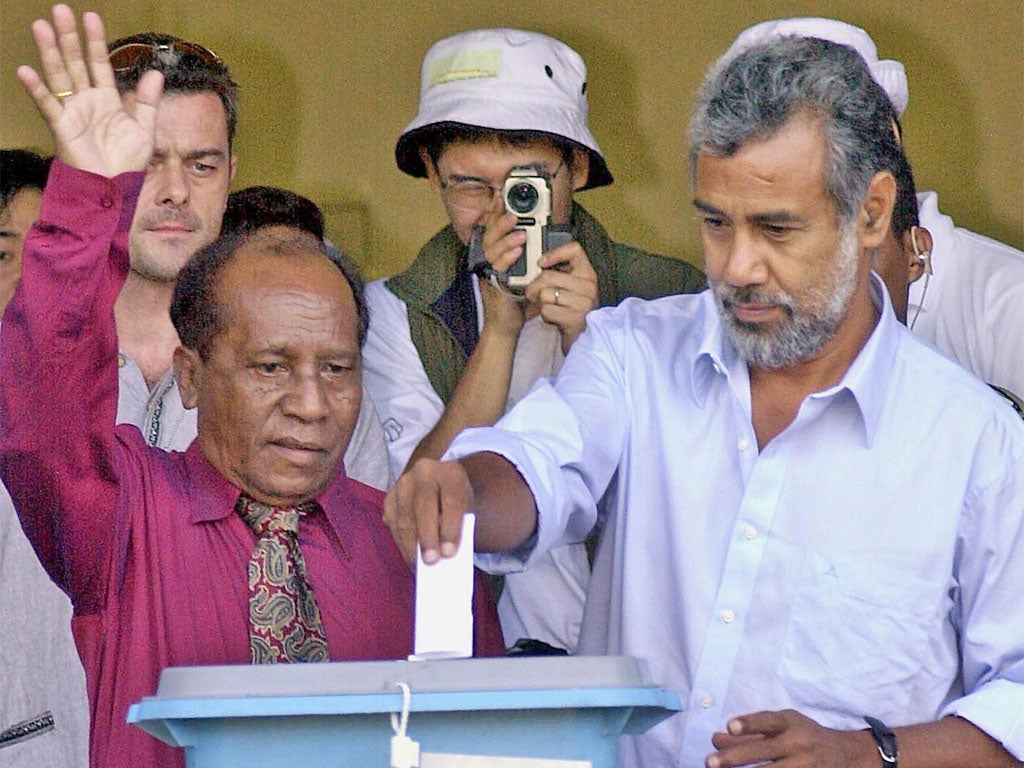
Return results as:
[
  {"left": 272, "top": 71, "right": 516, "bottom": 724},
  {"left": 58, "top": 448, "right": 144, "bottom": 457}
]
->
[{"left": 429, "top": 50, "right": 502, "bottom": 88}]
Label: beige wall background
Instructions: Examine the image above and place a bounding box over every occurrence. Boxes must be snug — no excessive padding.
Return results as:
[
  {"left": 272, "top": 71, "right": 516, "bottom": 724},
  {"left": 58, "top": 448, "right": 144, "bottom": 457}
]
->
[{"left": 2, "top": 1, "right": 1022, "bottom": 280}]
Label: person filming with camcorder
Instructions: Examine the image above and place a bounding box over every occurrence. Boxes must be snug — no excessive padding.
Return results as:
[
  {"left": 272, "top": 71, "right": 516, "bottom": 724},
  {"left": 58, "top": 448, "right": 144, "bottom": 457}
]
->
[{"left": 362, "top": 27, "right": 706, "bottom": 655}]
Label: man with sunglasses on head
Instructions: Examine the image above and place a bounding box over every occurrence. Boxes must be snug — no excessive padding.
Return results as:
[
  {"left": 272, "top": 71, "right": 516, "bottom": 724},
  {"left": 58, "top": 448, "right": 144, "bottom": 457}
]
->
[
  {"left": 99, "top": 29, "right": 391, "bottom": 483},
  {"left": 362, "top": 28, "right": 706, "bottom": 654}
]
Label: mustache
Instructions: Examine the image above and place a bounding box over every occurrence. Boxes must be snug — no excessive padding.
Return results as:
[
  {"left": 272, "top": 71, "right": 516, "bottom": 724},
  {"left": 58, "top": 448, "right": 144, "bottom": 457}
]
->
[
  {"left": 136, "top": 209, "right": 202, "bottom": 231},
  {"left": 714, "top": 282, "right": 793, "bottom": 310}
]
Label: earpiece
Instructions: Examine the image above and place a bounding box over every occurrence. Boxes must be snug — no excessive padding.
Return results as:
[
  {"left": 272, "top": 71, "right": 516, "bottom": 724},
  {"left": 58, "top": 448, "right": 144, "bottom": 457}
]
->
[{"left": 911, "top": 226, "right": 932, "bottom": 275}]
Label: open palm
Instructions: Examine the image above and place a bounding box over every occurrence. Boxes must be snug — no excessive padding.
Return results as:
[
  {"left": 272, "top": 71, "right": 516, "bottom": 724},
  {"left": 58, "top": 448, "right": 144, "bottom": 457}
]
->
[{"left": 17, "top": 4, "right": 162, "bottom": 178}]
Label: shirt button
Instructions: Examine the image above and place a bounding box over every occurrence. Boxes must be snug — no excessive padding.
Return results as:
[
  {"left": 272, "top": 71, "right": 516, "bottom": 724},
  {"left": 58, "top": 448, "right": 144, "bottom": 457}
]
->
[
  {"left": 100, "top": 196, "right": 114, "bottom": 208},
  {"left": 117, "top": 354, "right": 127, "bottom": 368},
  {"left": 737, "top": 438, "right": 750, "bottom": 451},
  {"left": 743, "top": 525, "right": 757, "bottom": 540},
  {"left": 721, "top": 609, "right": 735, "bottom": 623},
  {"left": 700, "top": 696, "right": 714, "bottom": 709}
]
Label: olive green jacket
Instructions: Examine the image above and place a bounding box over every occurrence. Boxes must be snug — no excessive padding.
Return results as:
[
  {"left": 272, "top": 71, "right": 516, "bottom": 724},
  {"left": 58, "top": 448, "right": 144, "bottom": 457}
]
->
[{"left": 386, "top": 203, "right": 706, "bottom": 404}]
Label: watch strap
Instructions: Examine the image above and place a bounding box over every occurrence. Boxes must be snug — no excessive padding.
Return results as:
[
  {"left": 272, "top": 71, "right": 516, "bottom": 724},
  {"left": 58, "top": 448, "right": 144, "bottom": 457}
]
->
[{"left": 864, "top": 716, "right": 899, "bottom": 767}]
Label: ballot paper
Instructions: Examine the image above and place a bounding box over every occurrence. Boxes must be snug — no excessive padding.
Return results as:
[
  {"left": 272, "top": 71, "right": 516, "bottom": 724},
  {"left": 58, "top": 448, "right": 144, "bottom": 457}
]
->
[{"left": 412, "top": 513, "right": 475, "bottom": 659}]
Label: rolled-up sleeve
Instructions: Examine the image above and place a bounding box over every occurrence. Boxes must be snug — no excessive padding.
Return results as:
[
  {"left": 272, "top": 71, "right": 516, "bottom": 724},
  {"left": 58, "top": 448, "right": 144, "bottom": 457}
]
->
[
  {"left": 941, "top": 423, "right": 1024, "bottom": 758},
  {"left": 447, "top": 307, "right": 631, "bottom": 573}
]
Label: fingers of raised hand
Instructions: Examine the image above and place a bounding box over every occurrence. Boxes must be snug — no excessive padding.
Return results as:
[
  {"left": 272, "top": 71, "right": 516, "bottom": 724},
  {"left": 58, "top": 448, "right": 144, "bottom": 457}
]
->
[
  {"left": 16, "top": 64, "right": 62, "bottom": 125},
  {"left": 82, "top": 11, "right": 117, "bottom": 90},
  {"left": 27, "top": 7, "right": 114, "bottom": 107},
  {"left": 52, "top": 4, "right": 91, "bottom": 92}
]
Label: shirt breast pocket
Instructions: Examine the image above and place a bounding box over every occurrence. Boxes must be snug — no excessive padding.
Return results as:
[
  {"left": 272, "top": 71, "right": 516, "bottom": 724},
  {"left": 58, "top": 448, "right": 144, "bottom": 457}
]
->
[{"left": 777, "top": 550, "right": 954, "bottom": 722}]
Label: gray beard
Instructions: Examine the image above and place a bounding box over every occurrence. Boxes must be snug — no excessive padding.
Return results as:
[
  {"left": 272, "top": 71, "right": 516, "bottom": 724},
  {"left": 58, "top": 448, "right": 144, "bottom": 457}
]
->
[{"left": 713, "top": 224, "right": 860, "bottom": 370}]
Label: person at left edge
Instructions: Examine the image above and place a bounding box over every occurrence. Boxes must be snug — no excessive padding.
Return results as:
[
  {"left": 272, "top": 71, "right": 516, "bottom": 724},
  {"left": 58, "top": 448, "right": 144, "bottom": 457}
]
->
[{"left": 0, "top": 8, "right": 503, "bottom": 768}]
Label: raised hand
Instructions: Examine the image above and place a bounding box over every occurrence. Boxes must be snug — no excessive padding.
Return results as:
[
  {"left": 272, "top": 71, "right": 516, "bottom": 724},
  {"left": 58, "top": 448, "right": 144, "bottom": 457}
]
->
[{"left": 17, "top": 4, "right": 163, "bottom": 178}]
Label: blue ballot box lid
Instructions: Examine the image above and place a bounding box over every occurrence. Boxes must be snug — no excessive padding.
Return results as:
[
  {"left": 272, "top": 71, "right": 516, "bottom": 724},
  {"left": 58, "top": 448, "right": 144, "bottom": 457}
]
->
[{"left": 129, "top": 656, "right": 681, "bottom": 768}]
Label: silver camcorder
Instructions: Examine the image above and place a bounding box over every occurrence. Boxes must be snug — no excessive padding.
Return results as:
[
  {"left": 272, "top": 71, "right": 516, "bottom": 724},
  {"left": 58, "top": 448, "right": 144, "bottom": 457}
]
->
[{"left": 501, "top": 166, "right": 573, "bottom": 291}]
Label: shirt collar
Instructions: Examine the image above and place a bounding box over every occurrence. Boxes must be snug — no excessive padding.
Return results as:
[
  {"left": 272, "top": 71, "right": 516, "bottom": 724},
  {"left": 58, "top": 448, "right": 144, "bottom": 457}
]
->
[
  {"left": 688, "top": 276, "right": 901, "bottom": 446},
  {"left": 690, "top": 291, "right": 749, "bottom": 408},
  {"left": 183, "top": 442, "right": 354, "bottom": 556},
  {"left": 826, "top": 274, "right": 901, "bottom": 446}
]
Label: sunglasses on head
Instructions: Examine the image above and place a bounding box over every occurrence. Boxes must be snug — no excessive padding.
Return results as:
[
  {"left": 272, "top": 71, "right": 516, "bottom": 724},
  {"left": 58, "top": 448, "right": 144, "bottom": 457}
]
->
[{"left": 108, "top": 41, "right": 221, "bottom": 73}]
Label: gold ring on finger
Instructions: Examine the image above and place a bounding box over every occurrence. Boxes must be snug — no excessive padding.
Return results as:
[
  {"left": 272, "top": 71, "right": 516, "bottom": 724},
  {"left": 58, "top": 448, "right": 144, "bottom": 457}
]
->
[
  {"left": 553, "top": 288, "right": 561, "bottom": 305},
  {"left": 55, "top": 90, "right": 74, "bottom": 101}
]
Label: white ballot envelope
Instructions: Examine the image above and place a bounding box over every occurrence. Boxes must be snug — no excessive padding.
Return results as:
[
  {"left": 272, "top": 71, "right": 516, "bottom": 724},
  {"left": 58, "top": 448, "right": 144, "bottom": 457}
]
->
[{"left": 412, "top": 513, "right": 475, "bottom": 660}]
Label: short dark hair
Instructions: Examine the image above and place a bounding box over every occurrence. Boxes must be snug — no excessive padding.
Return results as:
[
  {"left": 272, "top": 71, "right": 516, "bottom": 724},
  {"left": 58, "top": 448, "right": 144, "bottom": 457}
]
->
[
  {"left": 109, "top": 32, "right": 239, "bottom": 144},
  {"left": 221, "top": 186, "right": 325, "bottom": 241},
  {"left": 1, "top": 149, "right": 51, "bottom": 208},
  {"left": 417, "top": 122, "right": 578, "bottom": 173},
  {"left": 170, "top": 230, "right": 368, "bottom": 360},
  {"left": 890, "top": 149, "right": 919, "bottom": 236},
  {"left": 689, "top": 36, "right": 906, "bottom": 226}
]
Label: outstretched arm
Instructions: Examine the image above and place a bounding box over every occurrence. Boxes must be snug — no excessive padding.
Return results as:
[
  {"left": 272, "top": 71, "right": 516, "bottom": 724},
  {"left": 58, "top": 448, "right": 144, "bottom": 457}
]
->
[
  {"left": 383, "top": 453, "right": 538, "bottom": 567},
  {"left": 0, "top": 5, "right": 159, "bottom": 606}
]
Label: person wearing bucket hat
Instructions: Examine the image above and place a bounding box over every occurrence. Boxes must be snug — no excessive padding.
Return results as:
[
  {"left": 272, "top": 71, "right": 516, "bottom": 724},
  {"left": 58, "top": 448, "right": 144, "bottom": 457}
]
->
[
  {"left": 363, "top": 28, "right": 705, "bottom": 653},
  {"left": 725, "top": 17, "right": 1024, "bottom": 396}
]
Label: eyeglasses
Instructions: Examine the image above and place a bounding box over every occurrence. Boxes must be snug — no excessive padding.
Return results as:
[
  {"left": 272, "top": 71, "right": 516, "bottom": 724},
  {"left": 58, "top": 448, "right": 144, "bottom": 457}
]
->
[
  {"left": 438, "top": 160, "right": 566, "bottom": 213},
  {"left": 109, "top": 41, "right": 221, "bottom": 74}
]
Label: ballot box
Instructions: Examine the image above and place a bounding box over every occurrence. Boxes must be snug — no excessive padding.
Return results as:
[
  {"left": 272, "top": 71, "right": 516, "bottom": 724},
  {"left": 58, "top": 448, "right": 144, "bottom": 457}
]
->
[{"left": 127, "top": 655, "right": 681, "bottom": 768}]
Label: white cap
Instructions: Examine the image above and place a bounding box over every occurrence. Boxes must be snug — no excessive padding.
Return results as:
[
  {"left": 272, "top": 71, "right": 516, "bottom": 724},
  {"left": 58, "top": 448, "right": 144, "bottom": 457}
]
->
[
  {"left": 395, "top": 28, "right": 612, "bottom": 189},
  {"left": 723, "top": 18, "right": 909, "bottom": 116}
]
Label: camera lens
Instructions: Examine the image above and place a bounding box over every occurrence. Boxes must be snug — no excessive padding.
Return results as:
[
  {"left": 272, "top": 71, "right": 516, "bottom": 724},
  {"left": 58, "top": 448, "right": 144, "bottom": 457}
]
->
[{"left": 506, "top": 182, "right": 540, "bottom": 214}]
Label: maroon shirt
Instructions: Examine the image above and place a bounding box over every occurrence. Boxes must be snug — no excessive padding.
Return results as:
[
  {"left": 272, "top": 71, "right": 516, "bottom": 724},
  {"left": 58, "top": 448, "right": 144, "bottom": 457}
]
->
[{"left": 0, "top": 162, "right": 503, "bottom": 768}]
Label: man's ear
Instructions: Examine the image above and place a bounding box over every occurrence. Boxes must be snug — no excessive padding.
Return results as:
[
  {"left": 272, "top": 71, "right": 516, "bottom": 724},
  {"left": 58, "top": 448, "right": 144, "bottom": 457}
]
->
[
  {"left": 569, "top": 147, "right": 590, "bottom": 191},
  {"left": 859, "top": 170, "right": 896, "bottom": 249},
  {"left": 901, "top": 227, "right": 932, "bottom": 285},
  {"left": 173, "top": 346, "right": 202, "bottom": 409},
  {"left": 419, "top": 146, "right": 441, "bottom": 192}
]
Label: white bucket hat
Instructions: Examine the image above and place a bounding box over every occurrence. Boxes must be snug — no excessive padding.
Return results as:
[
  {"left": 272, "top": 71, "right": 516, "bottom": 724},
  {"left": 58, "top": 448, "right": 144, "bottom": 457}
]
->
[
  {"left": 723, "top": 18, "right": 909, "bottom": 116},
  {"left": 395, "top": 28, "right": 612, "bottom": 190}
]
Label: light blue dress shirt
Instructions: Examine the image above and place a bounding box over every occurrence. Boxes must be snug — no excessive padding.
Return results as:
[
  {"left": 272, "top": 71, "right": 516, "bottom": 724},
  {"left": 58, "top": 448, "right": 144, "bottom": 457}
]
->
[{"left": 451, "top": 283, "right": 1024, "bottom": 767}]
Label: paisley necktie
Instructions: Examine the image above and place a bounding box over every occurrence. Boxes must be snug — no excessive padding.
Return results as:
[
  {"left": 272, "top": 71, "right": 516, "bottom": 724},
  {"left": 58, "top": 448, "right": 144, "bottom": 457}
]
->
[{"left": 236, "top": 496, "right": 330, "bottom": 663}]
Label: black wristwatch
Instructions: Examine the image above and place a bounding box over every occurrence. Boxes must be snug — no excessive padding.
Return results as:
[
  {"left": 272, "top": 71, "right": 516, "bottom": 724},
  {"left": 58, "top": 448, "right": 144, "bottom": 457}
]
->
[{"left": 864, "top": 716, "right": 899, "bottom": 767}]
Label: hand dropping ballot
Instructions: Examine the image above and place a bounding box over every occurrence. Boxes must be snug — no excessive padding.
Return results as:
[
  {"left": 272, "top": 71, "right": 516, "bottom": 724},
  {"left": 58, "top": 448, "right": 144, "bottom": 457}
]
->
[{"left": 412, "top": 513, "right": 475, "bottom": 660}]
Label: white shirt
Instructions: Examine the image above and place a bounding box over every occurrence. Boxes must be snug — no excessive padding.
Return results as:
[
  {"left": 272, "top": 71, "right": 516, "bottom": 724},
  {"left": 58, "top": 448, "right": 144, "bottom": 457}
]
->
[
  {"left": 451, "top": 284, "right": 1024, "bottom": 766},
  {"left": 909, "top": 191, "right": 1024, "bottom": 394},
  {"left": 363, "top": 276, "right": 589, "bottom": 651},
  {"left": 116, "top": 353, "right": 394, "bottom": 490},
  {"left": 0, "top": 484, "right": 89, "bottom": 767}
]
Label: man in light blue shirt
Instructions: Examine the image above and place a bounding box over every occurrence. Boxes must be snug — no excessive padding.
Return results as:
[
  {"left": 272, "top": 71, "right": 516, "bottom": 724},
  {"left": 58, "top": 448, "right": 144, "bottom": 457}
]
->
[{"left": 385, "top": 35, "right": 1024, "bottom": 768}]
